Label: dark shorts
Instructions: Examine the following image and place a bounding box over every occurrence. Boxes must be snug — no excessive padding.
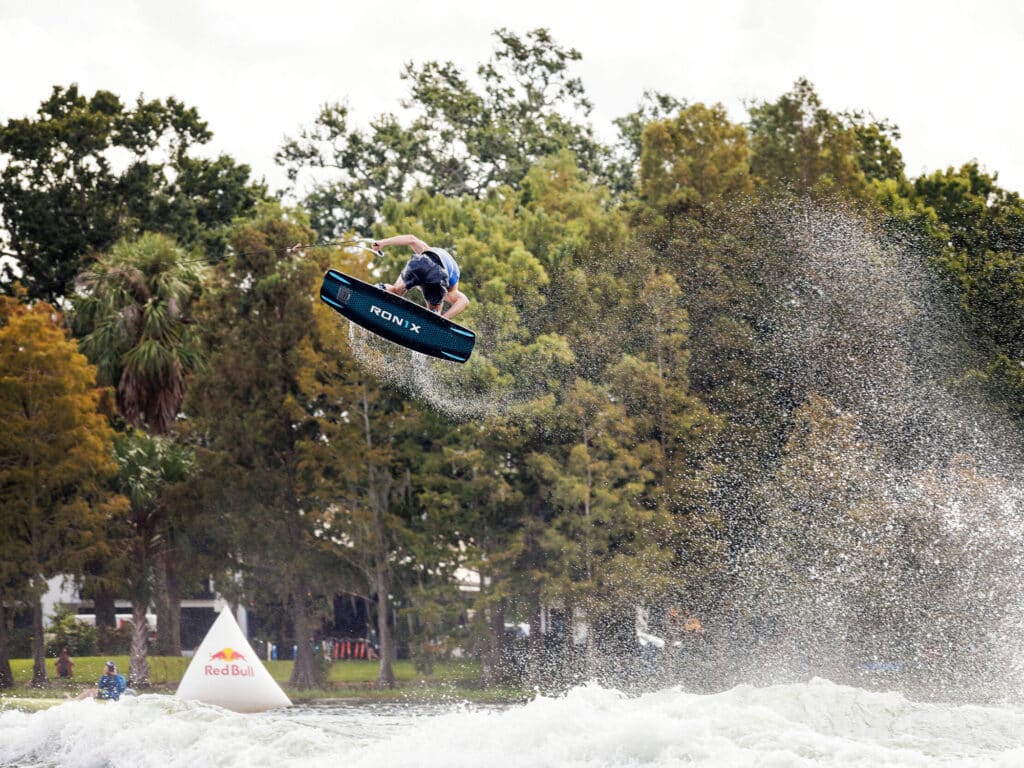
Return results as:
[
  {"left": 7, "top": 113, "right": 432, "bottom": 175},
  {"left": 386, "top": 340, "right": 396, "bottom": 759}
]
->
[{"left": 401, "top": 253, "right": 449, "bottom": 306}]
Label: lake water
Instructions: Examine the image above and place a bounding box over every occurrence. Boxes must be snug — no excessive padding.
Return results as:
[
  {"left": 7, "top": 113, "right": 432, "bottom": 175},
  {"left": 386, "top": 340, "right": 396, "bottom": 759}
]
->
[{"left": 3, "top": 679, "right": 1024, "bottom": 767}]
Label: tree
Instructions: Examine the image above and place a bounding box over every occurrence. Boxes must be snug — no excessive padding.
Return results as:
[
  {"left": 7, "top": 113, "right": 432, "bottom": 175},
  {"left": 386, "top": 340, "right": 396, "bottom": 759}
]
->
[
  {"left": 605, "top": 90, "right": 687, "bottom": 196},
  {"left": 527, "top": 378, "right": 657, "bottom": 673},
  {"left": 907, "top": 163, "right": 1024, "bottom": 429},
  {"left": 612, "top": 271, "right": 724, "bottom": 605},
  {"left": 72, "top": 232, "right": 204, "bottom": 435},
  {"left": 912, "top": 162, "right": 1024, "bottom": 346},
  {"left": 370, "top": 165, "right": 680, "bottom": 683},
  {"left": 638, "top": 102, "right": 752, "bottom": 218},
  {"left": 188, "top": 205, "right": 357, "bottom": 689},
  {"left": 278, "top": 28, "right": 604, "bottom": 237},
  {"left": 738, "top": 394, "right": 894, "bottom": 668},
  {"left": 0, "top": 85, "right": 265, "bottom": 302},
  {"left": 403, "top": 27, "right": 603, "bottom": 194},
  {"left": 71, "top": 232, "right": 205, "bottom": 654},
  {"left": 0, "top": 295, "right": 125, "bottom": 685},
  {"left": 630, "top": 111, "right": 775, "bottom": 558},
  {"left": 110, "top": 432, "right": 194, "bottom": 686},
  {"left": 319, "top": 379, "right": 416, "bottom": 688},
  {"left": 747, "top": 78, "right": 903, "bottom": 201},
  {"left": 848, "top": 114, "right": 906, "bottom": 184},
  {"left": 416, "top": 419, "right": 527, "bottom": 684},
  {"left": 276, "top": 107, "right": 425, "bottom": 236},
  {"left": 0, "top": 599, "right": 14, "bottom": 688},
  {"left": 299, "top": 238, "right": 467, "bottom": 688}
]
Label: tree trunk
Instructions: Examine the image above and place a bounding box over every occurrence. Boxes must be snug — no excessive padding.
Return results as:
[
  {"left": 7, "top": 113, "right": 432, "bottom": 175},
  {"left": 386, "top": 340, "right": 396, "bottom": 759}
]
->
[
  {"left": 0, "top": 599, "right": 14, "bottom": 689},
  {"left": 128, "top": 600, "right": 150, "bottom": 687},
  {"left": 31, "top": 596, "right": 46, "bottom": 687},
  {"left": 165, "top": 557, "right": 182, "bottom": 656},
  {"left": 527, "top": 597, "right": 545, "bottom": 687},
  {"left": 289, "top": 593, "right": 320, "bottom": 689},
  {"left": 92, "top": 587, "right": 117, "bottom": 654},
  {"left": 154, "top": 554, "right": 182, "bottom": 656},
  {"left": 480, "top": 592, "right": 506, "bottom": 687},
  {"left": 94, "top": 589, "right": 116, "bottom": 628},
  {"left": 585, "top": 605, "right": 596, "bottom": 679},
  {"left": 154, "top": 557, "right": 171, "bottom": 656},
  {"left": 374, "top": 557, "right": 395, "bottom": 688},
  {"left": 568, "top": 602, "right": 582, "bottom": 682},
  {"left": 359, "top": 381, "right": 394, "bottom": 689}
]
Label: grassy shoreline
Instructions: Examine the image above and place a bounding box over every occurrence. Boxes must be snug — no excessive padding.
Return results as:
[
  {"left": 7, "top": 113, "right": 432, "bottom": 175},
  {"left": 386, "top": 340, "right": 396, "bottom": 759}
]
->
[{"left": 0, "top": 656, "right": 528, "bottom": 710}]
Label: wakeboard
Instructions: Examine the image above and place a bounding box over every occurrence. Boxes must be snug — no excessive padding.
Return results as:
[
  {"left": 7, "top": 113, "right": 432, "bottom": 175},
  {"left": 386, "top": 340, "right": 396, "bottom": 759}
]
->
[{"left": 319, "top": 269, "right": 475, "bottom": 363}]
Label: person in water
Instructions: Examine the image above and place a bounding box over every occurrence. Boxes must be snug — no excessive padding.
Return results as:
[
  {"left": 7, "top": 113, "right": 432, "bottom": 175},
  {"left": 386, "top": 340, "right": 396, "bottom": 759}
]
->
[
  {"left": 372, "top": 235, "right": 469, "bottom": 320},
  {"left": 97, "top": 660, "right": 127, "bottom": 701}
]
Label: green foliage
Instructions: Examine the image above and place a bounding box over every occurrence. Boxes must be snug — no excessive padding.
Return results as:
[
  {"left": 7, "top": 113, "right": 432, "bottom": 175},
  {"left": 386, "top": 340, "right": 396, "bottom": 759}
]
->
[
  {"left": 188, "top": 204, "right": 396, "bottom": 688},
  {"left": 848, "top": 115, "right": 905, "bottom": 183},
  {"left": 6, "top": 624, "right": 34, "bottom": 661},
  {"left": 96, "top": 624, "right": 132, "bottom": 655},
  {"left": 913, "top": 162, "right": 1023, "bottom": 257},
  {"left": 72, "top": 232, "right": 204, "bottom": 434},
  {"left": 10, "top": 50, "right": 1024, "bottom": 695},
  {"left": 403, "top": 27, "right": 602, "bottom": 194},
  {"left": 909, "top": 163, "right": 1024, "bottom": 424},
  {"left": 45, "top": 605, "right": 98, "bottom": 657},
  {"left": 529, "top": 378, "right": 659, "bottom": 609},
  {"left": 111, "top": 432, "right": 195, "bottom": 589},
  {"left": 748, "top": 78, "right": 904, "bottom": 202},
  {"left": 278, "top": 28, "right": 604, "bottom": 237},
  {"left": 606, "top": 90, "right": 687, "bottom": 195},
  {"left": 0, "top": 295, "right": 126, "bottom": 683},
  {"left": 0, "top": 297, "right": 123, "bottom": 591},
  {"left": 0, "top": 85, "right": 265, "bottom": 302},
  {"left": 277, "top": 106, "right": 423, "bottom": 236},
  {"left": 639, "top": 102, "right": 752, "bottom": 216}
]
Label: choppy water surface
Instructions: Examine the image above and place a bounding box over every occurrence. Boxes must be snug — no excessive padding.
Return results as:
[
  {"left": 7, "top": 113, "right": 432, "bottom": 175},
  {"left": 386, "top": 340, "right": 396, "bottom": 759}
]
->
[{"left": 3, "top": 680, "right": 1024, "bottom": 767}]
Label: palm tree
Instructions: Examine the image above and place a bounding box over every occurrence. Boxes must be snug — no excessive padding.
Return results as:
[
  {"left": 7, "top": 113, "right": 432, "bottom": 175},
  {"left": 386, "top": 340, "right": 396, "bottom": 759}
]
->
[
  {"left": 112, "top": 432, "right": 195, "bottom": 687},
  {"left": 73, "top": 232, "right": 203, "bottom": 434},
  {"left": 73, "top": 232, "right": 204, "bottom": 658}
]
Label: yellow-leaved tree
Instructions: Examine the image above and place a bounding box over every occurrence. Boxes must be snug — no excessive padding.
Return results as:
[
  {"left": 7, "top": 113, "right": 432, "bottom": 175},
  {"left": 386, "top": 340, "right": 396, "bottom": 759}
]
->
[{"left": 0, "top": 295, "right": 125, "bottom": 686}]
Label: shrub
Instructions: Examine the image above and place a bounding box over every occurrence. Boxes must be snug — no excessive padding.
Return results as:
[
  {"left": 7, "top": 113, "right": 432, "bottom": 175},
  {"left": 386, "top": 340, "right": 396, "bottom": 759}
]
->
[{"left": 45, "top": 604, "right": 98, "bottom": 657}]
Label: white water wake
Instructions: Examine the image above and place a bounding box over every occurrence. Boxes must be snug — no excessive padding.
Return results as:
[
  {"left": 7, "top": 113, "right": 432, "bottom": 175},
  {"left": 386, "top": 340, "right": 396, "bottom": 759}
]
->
[
  {"left": 3, "top": 680, "right": 1024, "bottom": 767},
  {"left": 346, "top": 323, "right": 528, "bottom": 420}
]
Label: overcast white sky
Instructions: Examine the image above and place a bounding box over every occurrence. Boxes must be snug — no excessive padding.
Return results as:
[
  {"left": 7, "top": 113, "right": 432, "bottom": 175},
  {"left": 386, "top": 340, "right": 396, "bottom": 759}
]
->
[{"left": 2, "top": 0, "right": 1022, "bottom": 195}]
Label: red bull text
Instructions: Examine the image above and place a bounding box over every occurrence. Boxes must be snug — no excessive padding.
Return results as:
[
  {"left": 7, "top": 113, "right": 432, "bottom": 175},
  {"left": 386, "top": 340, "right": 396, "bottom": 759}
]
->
[{"left": 204, "top": 647, "right": 254, "bottom": 677}]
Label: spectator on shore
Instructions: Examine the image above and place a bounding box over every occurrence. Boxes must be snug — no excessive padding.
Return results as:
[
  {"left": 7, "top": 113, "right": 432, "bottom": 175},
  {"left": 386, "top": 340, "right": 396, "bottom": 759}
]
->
[{"left": 55, "top": 647, "right": 74, "bottom": 678}]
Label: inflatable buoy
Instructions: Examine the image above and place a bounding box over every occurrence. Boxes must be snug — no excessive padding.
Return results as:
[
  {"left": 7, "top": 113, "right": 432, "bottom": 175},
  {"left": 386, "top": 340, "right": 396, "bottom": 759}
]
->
[{"left": 176, "top": 609, "right": 291, "bottom": 713}]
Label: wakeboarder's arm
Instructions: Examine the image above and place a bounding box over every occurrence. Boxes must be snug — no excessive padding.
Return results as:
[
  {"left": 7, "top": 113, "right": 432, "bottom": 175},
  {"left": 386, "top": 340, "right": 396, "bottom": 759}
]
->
[
  {"left": 383, "top": 275, "right": 408, "bottom": 297},
  {"left": 373, "top": 234, "right": 429, "bottom": 253},
  {"left": 443, "top": 286, "right": 469, "bottom": 320}
]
